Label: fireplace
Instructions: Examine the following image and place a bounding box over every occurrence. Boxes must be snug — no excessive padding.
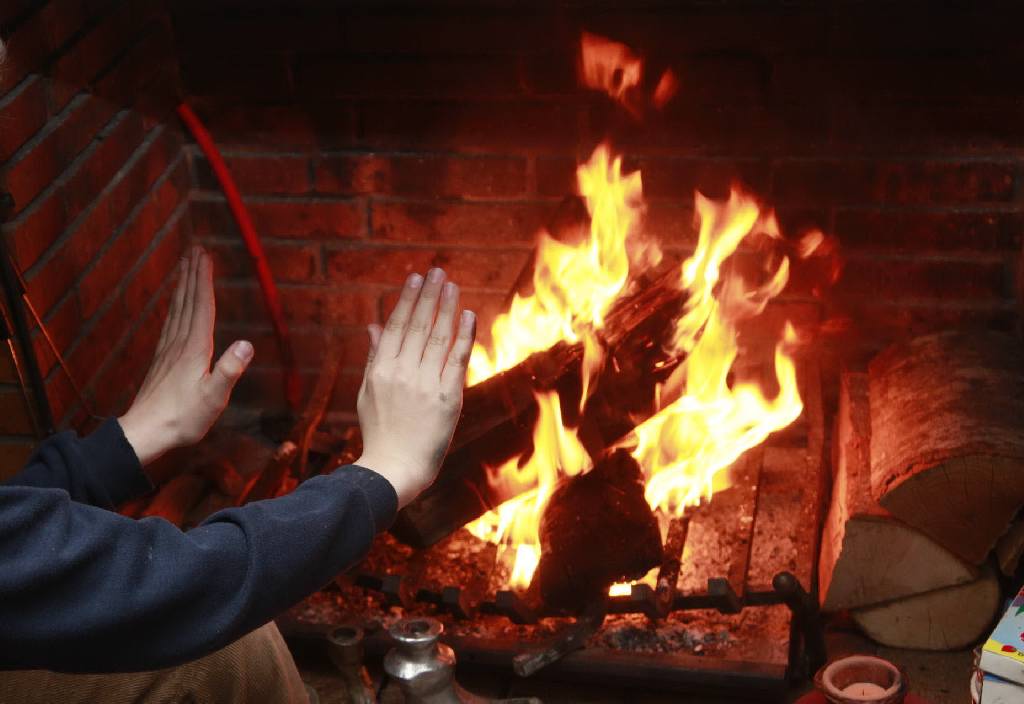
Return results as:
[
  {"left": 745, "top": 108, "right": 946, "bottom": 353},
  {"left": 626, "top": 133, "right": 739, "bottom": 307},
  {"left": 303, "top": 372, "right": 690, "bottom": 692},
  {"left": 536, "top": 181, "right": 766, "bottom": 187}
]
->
[{"left": 1, "top": 1, "right": 1022, "bottom": 701}]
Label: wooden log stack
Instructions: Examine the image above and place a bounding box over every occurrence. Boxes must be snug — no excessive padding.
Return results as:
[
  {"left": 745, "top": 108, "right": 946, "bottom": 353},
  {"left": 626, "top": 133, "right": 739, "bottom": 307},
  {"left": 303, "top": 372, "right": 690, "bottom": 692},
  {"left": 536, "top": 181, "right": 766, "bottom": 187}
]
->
[{"left": 819, "top": 330, "right": 1024, "bottom": 650}]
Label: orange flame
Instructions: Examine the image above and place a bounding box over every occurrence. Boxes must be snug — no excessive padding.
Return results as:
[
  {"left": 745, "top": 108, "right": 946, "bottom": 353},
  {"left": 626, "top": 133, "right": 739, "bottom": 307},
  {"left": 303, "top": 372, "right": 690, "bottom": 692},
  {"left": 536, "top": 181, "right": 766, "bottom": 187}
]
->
[
  {"left": 467, "top": 143, "right": 648, "bottom": 402},
  {"left": 465, "top": 37, "right": 813, "bottom": 591},
  {"left": 465, "top": 391, "right": 589, "bottom": 589}
]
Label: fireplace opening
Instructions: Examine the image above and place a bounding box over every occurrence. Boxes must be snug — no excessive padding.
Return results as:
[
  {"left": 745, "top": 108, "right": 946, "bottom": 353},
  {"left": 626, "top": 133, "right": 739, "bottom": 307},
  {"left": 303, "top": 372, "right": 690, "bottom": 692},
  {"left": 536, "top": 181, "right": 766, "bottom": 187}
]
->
[{"left": 1, "top": 1, "right": 1023, "bottom": 702}]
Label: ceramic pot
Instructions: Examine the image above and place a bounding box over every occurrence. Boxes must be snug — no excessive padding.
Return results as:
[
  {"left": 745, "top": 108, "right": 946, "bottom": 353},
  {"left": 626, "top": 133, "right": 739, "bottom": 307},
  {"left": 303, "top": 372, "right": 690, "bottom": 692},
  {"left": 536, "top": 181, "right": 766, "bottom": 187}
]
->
[{"left": 813, "top": 655, "right": 908, "bottom": 704}]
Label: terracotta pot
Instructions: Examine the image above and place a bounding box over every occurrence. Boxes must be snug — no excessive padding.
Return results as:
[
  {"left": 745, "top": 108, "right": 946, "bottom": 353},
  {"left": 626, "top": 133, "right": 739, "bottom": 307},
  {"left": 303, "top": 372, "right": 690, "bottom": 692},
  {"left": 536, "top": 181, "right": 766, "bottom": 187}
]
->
[{"left": 812, "top": 655, "right": 908, "bottom": 704}]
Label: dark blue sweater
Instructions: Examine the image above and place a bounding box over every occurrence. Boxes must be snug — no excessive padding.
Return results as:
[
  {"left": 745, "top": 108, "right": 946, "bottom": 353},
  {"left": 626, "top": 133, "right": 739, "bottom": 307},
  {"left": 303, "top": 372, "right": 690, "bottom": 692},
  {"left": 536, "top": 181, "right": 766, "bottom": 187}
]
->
[{"left": 0, "top": 418, "right": 397, "bottom": 673}]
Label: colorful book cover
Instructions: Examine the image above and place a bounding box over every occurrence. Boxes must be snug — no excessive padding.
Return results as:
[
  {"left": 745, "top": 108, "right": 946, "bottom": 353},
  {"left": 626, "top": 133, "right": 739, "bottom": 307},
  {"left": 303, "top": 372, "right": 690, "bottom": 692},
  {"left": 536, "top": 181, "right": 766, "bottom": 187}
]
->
[
  {"left": 980, "top": 673, "right": 1024, "bottom": 704},
  {"left": 981, "top": 587, "right": 1024, "bottom": 686}
]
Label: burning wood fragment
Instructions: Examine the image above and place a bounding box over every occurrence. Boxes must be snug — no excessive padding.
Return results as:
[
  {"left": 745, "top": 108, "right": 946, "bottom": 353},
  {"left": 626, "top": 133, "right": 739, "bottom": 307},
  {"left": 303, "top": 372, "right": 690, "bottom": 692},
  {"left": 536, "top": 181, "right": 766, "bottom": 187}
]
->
[{"left": 532, "top": 449, "right": 662, "bottom": 612}]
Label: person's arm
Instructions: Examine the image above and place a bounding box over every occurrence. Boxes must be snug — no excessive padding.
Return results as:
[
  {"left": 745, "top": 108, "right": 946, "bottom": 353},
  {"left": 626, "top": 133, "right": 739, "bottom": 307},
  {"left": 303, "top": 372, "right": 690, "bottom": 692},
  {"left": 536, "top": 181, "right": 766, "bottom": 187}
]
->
[
  {"left": 0, "top": 248, "right": 474, "bottom": 672},
  {"left": 3, "top": 418, "right": 150, "bottom": 508},
  {"left": 0, "top": 463, "right": 395, "bottom": 672}
]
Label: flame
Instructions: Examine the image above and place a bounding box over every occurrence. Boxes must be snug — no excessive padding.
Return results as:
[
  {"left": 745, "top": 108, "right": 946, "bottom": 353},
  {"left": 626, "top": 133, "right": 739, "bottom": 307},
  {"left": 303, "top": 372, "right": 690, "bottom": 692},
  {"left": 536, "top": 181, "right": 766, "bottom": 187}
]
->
[
  {"left": 631, "top": 190, "right": 803, "bottom": 515},
  {"left": 465, "top": 391, "right": 590, "bottom": 590},
  {"left": 465, "top": 34, "right": 813, "bottom": 591},
  {"left": 467, "top": 143, "right": 647, "bottom": 399}
]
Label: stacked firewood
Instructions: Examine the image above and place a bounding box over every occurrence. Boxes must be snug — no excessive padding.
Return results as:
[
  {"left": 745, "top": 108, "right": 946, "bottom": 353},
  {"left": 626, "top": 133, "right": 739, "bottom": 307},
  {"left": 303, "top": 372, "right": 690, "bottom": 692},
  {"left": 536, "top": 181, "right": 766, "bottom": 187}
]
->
[{"left": 819, "top": 330, "right": 1024, "bottom": 650}]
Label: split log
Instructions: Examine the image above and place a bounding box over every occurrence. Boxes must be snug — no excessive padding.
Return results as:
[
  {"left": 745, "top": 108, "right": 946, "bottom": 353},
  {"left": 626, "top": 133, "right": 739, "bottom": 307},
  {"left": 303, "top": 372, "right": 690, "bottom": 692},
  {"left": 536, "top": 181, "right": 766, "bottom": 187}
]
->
[
  {"left": 994, "top": 515, "right": 1024, "bottom": 576},
  {"left": 531, "top": 449, "right": 662, "bottom": 612},
  {"left": 869, "top": 330, "right": 1024, "bottom": 564},
  {"left": 819, "top": 372, "right": 976, "bottom": 612},
  {"left": 851, "top": 567, "right": 1001, "bottom": 651},
  {"left": 390, "top": 267, "right": 687, "bottom": 548}
]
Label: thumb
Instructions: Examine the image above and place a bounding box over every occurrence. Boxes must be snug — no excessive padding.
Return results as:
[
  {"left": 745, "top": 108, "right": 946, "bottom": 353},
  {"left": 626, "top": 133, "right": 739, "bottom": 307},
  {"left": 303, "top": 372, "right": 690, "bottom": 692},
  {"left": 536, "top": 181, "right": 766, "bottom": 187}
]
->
[{"left": 206, "top": 340, "right": 254, "bottom": 402}]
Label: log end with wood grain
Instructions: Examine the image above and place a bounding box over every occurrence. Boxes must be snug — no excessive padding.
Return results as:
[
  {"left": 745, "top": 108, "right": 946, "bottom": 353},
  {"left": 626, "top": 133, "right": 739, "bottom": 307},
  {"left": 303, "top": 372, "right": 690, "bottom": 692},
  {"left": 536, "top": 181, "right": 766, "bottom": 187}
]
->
[
  {"left": 868, "top": 331, "right": 1024, "bottom": 564},
  {"left": 532, "top": 449, "right": 662, "bottom": 612},
  {"left": 819, "top": 372, "right": 976, "bottom": 612},
  {"left": 851, "top": 567, "right": 1001, "bottom": 651}
]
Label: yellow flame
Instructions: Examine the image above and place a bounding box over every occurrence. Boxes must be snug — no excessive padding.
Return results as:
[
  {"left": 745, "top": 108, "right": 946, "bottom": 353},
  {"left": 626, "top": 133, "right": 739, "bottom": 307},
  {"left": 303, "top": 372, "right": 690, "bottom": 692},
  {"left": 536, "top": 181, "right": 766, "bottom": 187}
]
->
[
  {"left": 467, "top": 143, "right": 645, "bottom": 393},
  {"left": 465, "top": 391, "right": 590, "bottom": 589},
  {"left": 630, "top": 190, "right": 803, "bottom": 515}
]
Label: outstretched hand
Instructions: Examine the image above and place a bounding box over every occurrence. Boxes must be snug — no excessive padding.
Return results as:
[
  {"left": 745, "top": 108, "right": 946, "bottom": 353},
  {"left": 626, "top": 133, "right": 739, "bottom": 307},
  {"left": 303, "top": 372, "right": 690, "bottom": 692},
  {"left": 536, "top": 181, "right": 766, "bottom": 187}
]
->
[
  {"left": 119, "top": 246, "right": 253, "bottom": 466},
  {"left": 356, "top": 268, "right": 476, "bottom": 508}
]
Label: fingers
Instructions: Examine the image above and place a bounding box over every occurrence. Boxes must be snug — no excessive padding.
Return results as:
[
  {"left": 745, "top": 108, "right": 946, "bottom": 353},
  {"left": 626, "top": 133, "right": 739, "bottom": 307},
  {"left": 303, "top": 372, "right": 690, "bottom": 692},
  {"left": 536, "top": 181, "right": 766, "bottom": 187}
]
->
[
  {"left": 397, "top": 268, "right": 446, "bottom": 368},
  {"left": 421, "top": 281, "right": 459, "bottom": 376},
  {"left": 203, "top": 340, "right": 254, "bottom": 408},
  {"left": 441, "top": 309, "right": 476, "bottom": 394},
  {"left": 187, "top": 248, "right": 215, "bottom": 359},
  {"left": 175, "top": 246, "right": 202, "bottom": 343},
  {"left": 157, "top": 258, "right": 189, "bottom": 356},
  {"left": 376, "top": 273, "right": 424, "bottom": 360}
]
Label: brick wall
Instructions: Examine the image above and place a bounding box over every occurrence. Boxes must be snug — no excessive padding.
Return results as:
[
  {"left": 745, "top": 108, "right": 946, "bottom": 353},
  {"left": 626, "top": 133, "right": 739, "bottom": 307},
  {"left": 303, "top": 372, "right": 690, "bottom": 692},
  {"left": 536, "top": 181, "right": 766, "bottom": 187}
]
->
[
  {"left": 0, "top": 0, "right": 189, "bottom": 474},
  {"left": 170, "top": 1, "right": 1024, "bottom": 418}
]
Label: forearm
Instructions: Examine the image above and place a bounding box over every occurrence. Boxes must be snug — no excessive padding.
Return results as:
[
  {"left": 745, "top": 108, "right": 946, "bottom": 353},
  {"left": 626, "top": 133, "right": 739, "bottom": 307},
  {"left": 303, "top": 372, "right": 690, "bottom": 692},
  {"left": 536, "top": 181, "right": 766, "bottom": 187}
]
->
[
  {"left": 3, "top": 418, "right": 150, "bottom": 508},
  {"left": 0, "top": 465, "right": 396, "bottom": 673}
]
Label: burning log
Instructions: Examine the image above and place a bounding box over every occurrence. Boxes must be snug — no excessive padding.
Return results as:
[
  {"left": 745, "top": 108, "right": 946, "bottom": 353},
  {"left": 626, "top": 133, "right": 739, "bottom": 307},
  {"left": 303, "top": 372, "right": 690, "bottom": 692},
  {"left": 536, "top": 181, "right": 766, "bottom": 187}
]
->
[
  {"left": 390, "top": 267, "right": 686, "bottom": 548},
  {"left": 391, "top": 266, "right": 688, "bottom": 548},
  {"left": 531, "top": 449, "right": 662, "bottom": 612},
  {"left": 851, "top": 566, "right": 1001, "bottom": 651},
  {"left": 818, "top": 372, "right": 976, "bottom": 612},
  {"left": 868, "top": 331, "right": 1024, "bottom": 564},
  {"left": 141, "top": 473, "right": 211, "bottom": 527}
]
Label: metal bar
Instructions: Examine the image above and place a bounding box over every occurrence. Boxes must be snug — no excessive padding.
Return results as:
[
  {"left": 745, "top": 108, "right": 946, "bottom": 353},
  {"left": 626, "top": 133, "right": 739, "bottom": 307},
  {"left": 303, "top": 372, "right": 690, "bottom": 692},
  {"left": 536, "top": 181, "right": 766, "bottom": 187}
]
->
[
  {"left": 0, "top": 298, "right": 43, "bottom": 437},
  {"left": 772, "top": 571, "right": 827, "bottom": 678},
  {"left": 512, "top": 599, "right": 606, "bottom": 677},
  {"left": 0, "top": 192, "right": 53, "bottom": 435}
]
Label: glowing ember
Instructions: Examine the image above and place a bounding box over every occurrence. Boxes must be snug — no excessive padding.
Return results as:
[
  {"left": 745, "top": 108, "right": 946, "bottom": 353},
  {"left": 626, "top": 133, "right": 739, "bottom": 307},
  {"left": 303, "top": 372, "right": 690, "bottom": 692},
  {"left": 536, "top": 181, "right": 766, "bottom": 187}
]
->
[{"left": 465, "top": 33, "right": 819, "bottom": 591}]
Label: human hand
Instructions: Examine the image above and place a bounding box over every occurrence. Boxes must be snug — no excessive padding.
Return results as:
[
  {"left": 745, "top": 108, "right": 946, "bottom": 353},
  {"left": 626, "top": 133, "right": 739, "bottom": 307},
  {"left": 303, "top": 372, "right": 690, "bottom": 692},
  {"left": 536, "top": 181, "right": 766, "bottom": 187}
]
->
[
  {"left": 356, "top": 268, "right": 476, "bottom": 507},
  {"left": 119, "top": 246, "right": 253, "bottom": 466}
]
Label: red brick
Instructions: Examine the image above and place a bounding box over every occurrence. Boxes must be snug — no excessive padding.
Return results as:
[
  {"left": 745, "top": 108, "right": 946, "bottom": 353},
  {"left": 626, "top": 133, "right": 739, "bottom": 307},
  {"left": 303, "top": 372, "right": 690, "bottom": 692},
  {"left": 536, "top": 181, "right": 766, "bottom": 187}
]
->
[
  {"left": 325, "top": 246, "right": 528, "bottom": 291},
  {"left": 0, "top": 75, "right": 48, "bottom": 162},
  {"left": 67, "top": 290, "right": 129, "bottom": 385},
  {"left": 175, "top": 13, "right": 341, "bottom": 53},
  {"left": 77, "top": 172, "right": 185, "bottom": 319},
  {"left": 636, "top": 157, "right": 772, "bottom": 201},
  {"left": 190, "top": 103, "right": 352, "bottom": 150},
  {"left": 214, "top": 324, "right": 369, "bottom": 371},
  {"left": 338, "top": 12, "right": 561, "bottom": 55},
  {"left": 31, "top": 294, "right": 81, "bottom": 378},
  {"left": 536, "top": 156, "right": 577, "bottom": 197},
  {"left": 5, "top": 187, "right": 68, "bottom": 271},
  {"left": 315, "top": 154, "right": 527, "bottom": 198},
  {"left": 122, "top": 215, "right": 188, "bottom": 317},
  {"left": 24, "top": 248, "right": 78, "bottom": 319},
  {"left": 216, "top": 284, "right": 379, "bottom": 327},
  {"left": 371, "top": 200, "right": 549, "bottom": 244},
  {"left": 835, "top": 209, "right": 1024, "bottom": 253},
  {"left": 190, "top": 197, "right": 366, "bottom": 240},
  {"left": 193, "top": 153, "right": 311, "bottom": 195},
  {"left": 835, "top": 256, "right": 1008, "bottom": 302},
  {"left": 203, "top": 239, "right": 321, "bottom": 284},
  {"left": 62, "top": 111, "right": 147, "bottom": 219},
  {"left": 358, "top": 101, "right": 583, "bottom": 153},
  {"left": 49, "top": 0, "right": 159, "bottom": 110},
  {"left": 774, "top": 160, "right": 1016, "bottom": 206},
  {"left": 93, "top": 22, "right": 175, "bottom": 109},
  {"left": 44, "top": 367, "right": 77, "bottom": 423}
]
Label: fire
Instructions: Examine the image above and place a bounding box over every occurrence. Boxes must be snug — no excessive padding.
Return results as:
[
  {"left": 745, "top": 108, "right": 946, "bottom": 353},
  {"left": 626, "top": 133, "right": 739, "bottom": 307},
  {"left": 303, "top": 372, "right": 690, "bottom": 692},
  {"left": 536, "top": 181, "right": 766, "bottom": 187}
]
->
[
  {"left": 464, "top": 33, "right": 813, "bottom": 591},
  {"left": 465, "top": 391, "right": 590, "bottom": 589},
  {"left": 467, "top": 144, "right": 648, "bottom": 398}
]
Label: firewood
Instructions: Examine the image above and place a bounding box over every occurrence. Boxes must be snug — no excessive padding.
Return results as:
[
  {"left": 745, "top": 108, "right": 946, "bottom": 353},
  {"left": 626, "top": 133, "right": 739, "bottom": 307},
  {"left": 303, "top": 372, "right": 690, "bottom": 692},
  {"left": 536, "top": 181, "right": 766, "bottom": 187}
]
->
[
  {"left": 994, "top": 514, "right": 1024, "bottom": 576},
  {"left": 532, "top": 449, "right": 663, "bottom": 612},
  {"left": 868, "top": 331, "right": 1024, "bottom": 564},
  {"left": 390, "top": 268, "right": 687, "bottom": 548},
  {"left": 851, "top": 567, "right": 1001, "bottom": 651},
  {"left": 819, "top": 373, "right": 976, "bottom": 612}
]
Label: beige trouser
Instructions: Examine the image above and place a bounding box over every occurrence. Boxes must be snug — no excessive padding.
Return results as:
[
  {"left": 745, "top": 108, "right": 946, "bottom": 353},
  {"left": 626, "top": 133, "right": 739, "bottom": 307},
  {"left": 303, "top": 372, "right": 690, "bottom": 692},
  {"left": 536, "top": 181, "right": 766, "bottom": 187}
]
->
[{"left": 0, "top": 622, "right": 310, "bottom": 704}]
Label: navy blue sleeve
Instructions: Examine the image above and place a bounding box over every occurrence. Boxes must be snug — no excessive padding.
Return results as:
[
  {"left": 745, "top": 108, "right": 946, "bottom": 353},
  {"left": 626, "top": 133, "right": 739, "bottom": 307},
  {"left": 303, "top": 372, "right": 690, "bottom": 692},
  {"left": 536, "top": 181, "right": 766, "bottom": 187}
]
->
[
  {"left": 4, "top": 418, "right": 151, "bottom": 508},
  {"left": 0, "top": 423, "right": 398, "bottom": 673}
]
